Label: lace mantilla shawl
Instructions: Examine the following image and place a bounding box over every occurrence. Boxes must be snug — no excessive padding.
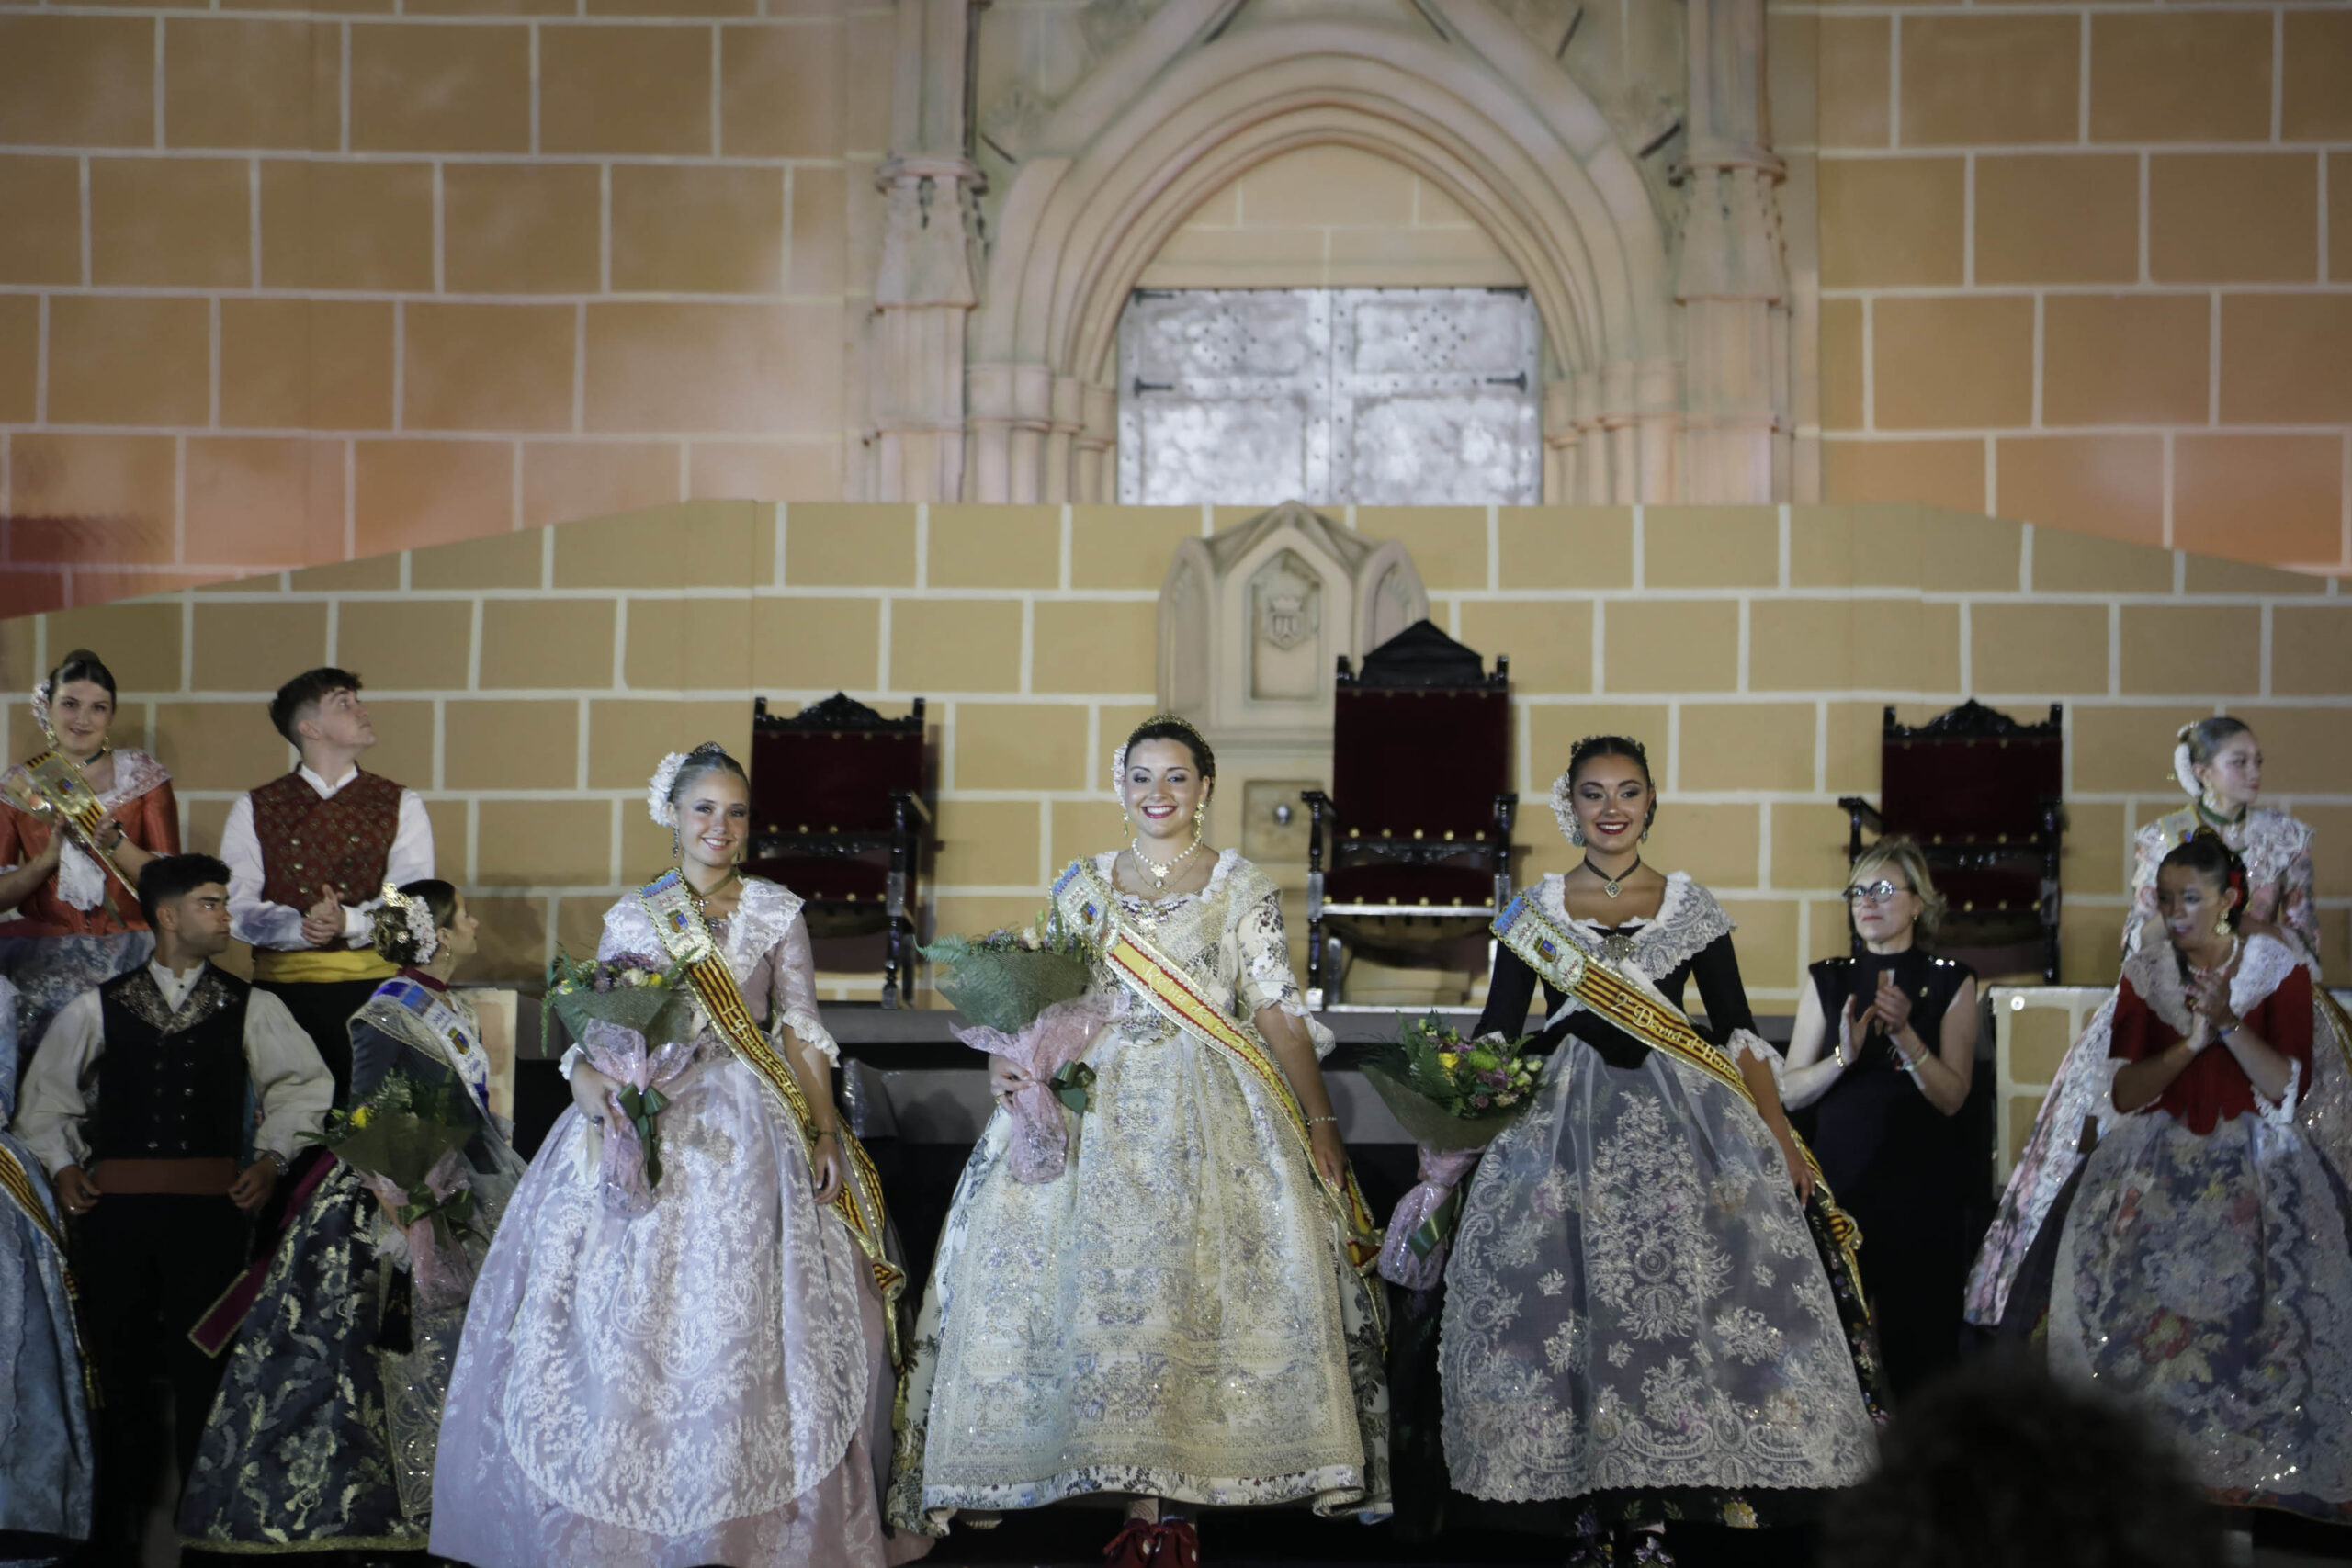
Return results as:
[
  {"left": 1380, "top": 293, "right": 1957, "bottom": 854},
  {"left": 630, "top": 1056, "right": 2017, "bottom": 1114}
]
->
[
  {"left": 1526, "top": 870, "right": 1731, "bottom": 981},
  {"left": 598, "top": 874, "right": 838, "bottom": 1064},
  {"left": 2, "top": 748, "right": 170, "bottom": 912}
]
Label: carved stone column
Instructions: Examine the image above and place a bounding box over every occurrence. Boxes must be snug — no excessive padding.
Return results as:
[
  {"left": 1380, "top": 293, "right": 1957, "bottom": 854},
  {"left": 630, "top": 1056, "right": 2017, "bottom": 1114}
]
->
[
  {"left": 1675, "top": 0, "right": 1790, "bottom": 503},
  {"left": 872, "top": 0, "right": 984, "bottom": 503}
]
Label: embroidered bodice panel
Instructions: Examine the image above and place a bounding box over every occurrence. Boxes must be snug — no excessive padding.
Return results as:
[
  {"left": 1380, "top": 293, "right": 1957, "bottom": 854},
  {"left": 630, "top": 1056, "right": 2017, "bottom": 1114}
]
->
[
  {"left": 1075, "top": 850, "right": 1324, "bottom": 1048},
  {"left": 598, "top": 876, "right": 838, "bottom": 1062}
]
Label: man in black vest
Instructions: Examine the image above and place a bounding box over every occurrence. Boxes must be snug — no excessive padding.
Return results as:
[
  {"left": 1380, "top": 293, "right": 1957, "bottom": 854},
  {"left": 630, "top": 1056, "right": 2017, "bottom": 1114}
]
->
[{"left": 11, "top": 854, "right": 331, "bottom": 1565}]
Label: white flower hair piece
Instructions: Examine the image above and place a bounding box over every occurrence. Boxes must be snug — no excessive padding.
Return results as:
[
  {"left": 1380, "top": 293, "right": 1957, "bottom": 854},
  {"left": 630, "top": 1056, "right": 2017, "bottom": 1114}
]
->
[
  {"left": 382, "top": 880, "right": 439, "bottom": 964},
  {"left": 646, "top": 750, "right": 690, "bottom": 828},
  {"left": 1547, "top": 766, "right": 1577, "bottom": 842},
  {"left": 28, "top": 676, "right": 51, "bottom": 744},
  {"left": 2172, "top": 739, "right": 2200, "bottom": 798}
]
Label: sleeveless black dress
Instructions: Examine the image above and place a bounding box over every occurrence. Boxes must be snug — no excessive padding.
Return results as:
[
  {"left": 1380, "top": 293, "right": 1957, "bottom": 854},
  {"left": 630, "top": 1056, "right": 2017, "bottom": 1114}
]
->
[{"left": 1806, "top": 947, "right": 1975, "bottom": 1400}]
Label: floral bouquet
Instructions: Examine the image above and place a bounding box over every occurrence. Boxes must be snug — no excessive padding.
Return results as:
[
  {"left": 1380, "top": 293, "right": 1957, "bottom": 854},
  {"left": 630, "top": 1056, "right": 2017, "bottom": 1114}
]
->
[
  {"left": 923, "top": 911, "right": 1108, "bottom": 1183},
  {"left": 307, "top": 1066, "right": 486, "bottom": 1308},
  {"left": 543, "top": 952, "right": 702, "bottom": 1213},
  {"left": 1362, "top": 1011, "right": 1544, "bottom": 1289}
]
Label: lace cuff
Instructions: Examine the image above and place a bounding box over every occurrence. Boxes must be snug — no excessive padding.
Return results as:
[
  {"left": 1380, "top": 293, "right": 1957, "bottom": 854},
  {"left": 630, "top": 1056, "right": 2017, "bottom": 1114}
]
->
[
  {"left": 1271, "top": 997, "right": 1338, "bottom": 1059},
  {"left": 1727, "top": 1028, "right": 1785, "bottom": 1096},
  {"left": 2256, "top": 1057, "right": 2302, "bottom": 1131},
  {"left": 777, "top": 1007, "right": 841, "bottom": 1066},
  {"left": 558, "top": 1043, "right": 586, "bottom": 1081}
]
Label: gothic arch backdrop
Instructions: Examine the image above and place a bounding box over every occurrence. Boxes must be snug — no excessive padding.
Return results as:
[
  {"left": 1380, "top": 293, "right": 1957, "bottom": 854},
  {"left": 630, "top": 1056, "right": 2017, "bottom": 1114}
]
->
[{"left": 869, "top": 0, "right": 1794, "bottom": 509}]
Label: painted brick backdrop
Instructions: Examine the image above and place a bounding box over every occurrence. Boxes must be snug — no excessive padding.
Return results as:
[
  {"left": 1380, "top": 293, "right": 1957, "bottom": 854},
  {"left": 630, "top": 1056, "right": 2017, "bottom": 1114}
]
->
[{"left": 2, "top": 502, "right": 2343, "bottom": 1010}]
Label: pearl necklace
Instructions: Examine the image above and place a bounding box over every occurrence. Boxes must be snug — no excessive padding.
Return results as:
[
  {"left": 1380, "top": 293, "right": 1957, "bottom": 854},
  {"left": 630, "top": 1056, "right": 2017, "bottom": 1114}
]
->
[{"left": 1131, "top": 834, "right": 1203, "bottom": 892}]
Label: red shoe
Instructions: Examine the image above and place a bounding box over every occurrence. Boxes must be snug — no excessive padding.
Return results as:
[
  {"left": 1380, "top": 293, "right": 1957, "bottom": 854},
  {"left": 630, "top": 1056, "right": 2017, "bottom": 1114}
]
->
[
  {"left": 1103, "top": 1517, "right": 1159, "bottom": 1568},
  {"left": 1154, "top": 1518, "right": 1202, "bottom": 1568}
]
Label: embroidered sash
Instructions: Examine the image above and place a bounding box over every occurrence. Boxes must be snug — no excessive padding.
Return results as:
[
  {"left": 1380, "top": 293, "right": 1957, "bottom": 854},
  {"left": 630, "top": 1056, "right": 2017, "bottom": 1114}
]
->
[
  {"left": 1057, "top": 860, "right": 1385, "bottom": 1276},
  {"left": 14, "top": 750, "right": 139, "bottom": 911},
  {"left": 636, "top": 872, "right": 905, "bottom": 1339},
  {"left": 1493, "top": 891, "right": 1865, "bottom": 1269}
]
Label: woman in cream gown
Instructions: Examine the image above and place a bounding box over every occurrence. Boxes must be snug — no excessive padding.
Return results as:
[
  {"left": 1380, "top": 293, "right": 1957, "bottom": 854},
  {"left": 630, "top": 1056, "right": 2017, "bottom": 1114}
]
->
[
  {"left": 431, "top": 745, "right": 920, "bottom": 1568},
  {"left": 888, "top": 717, "right": 1388, "bottom": 1565}
]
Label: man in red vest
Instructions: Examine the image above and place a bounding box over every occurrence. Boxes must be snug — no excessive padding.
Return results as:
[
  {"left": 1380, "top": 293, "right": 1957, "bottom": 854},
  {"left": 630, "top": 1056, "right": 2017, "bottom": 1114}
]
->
[{"left": 219, "top": 668, "right": 434, "bottom": 1106}]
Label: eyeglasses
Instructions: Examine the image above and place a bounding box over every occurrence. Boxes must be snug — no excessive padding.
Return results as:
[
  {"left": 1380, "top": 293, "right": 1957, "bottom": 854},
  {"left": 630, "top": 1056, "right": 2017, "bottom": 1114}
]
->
[{"left": 1844, "top": 879, "right": 1911, "bottom": 905}]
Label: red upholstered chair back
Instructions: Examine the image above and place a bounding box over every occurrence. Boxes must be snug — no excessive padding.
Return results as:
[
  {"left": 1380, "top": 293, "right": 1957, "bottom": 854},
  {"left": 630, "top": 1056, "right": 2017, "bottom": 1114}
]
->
[
  {"left": 1878, "top": 722, "right": 2062, "bottom": 845},
  {"left": 749, "top": 724, "right": 926, "bottom": 836},
  {"left": 1331, "top": 687, "right": 1510, "bottom": 838}
]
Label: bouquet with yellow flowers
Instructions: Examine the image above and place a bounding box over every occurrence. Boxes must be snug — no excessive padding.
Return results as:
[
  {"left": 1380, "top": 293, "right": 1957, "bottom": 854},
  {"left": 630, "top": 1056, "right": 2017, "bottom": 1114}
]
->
[
  {"left": 1362, "top": 1011, "right": 1544, "bottom": 1289},
  {"left": 308, "top": 1066, "right": 485, "bottom": 1306}
]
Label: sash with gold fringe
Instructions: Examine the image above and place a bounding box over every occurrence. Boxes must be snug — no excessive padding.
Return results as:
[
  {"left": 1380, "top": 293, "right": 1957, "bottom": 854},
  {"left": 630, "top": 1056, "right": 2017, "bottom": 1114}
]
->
[
  {"left": 1057, "top": 860, "right": 1385, "bottom": 1279},
  {"left": 636, "top": 871, "right": 905, "bottom": 1348},
  {"left": 0, "top": 1139, "right": 96, "bottom": 1405},
  {"left": 1493, "top": 890, "right": 1865, "bottom": 1274}
]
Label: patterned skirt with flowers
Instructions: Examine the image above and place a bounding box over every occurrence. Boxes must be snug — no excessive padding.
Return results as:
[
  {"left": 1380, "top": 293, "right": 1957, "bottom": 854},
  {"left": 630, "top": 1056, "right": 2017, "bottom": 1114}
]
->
[{"left": 2049, "top": 1104, "right": 2352, "bottom": 1521}]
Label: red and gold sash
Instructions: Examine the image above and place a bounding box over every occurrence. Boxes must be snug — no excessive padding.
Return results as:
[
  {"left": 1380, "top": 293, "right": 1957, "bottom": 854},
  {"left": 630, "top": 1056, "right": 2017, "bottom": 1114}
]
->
[
  {"left": 638, "top": 871, "right": 904, "bottom": 1347},
  {"left": 1493, "top": 890, "right": 1864, "bottom": 1271},
  {"left": 1057, "top": 860, "right": 1385, "bottom": 1277}
]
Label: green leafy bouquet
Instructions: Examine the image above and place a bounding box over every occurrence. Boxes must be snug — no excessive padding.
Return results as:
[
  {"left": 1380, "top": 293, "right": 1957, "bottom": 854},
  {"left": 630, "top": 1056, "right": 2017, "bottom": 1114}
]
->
[
  {"left": 921, "top": 909, "right": 1099, "bottom": 1034},
  {"left": 308, "top": 1066, "right": 487, "bottom": 1305},
  {"left": 1362, "top": 1012, "right": 1544, "bottom": 1285},
  {"left": 544, "top": 952, "right": 702, "bottom": 1203},
  {"left": 923, "top": 910, "right": 1108, "bottom": 1182}
]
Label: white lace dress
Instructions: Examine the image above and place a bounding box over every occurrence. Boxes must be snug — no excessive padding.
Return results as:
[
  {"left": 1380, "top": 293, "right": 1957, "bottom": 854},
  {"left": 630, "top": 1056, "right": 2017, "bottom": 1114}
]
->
[
  {"left": 430, "top": 878, "right": 920, "bottom": 1568},
  {"left": 887, "top": 851, "right": 1389, "bottom": 1532},
  {"left": 1439, "top": 874, "right": 1879, "bottom": 1522}
]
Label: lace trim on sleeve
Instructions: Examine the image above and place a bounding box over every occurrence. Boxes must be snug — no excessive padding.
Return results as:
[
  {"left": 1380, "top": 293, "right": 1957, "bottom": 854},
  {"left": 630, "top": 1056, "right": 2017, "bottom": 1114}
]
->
[
  {"left": 558, "top": 1043, "right": 586, "bottom": 1081},
  {"left": 777, "top": 1008, "right": 840, "bottom": 1066},
  {"left": 1726, "top": 1026, "right": 1785, "bottom": 1096},
  {"left": 764, "top": 885, "right": 838, "bottom": 1065},
  {"left": 2256, "top": 1057, "right": 2303, "bottom": 1130}
]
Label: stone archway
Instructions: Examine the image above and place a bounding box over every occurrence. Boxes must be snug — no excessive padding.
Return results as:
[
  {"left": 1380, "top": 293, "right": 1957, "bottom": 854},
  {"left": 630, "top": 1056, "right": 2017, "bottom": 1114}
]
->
[{"left": 870, "top": 0, "right": 1791, "bottom": 507}]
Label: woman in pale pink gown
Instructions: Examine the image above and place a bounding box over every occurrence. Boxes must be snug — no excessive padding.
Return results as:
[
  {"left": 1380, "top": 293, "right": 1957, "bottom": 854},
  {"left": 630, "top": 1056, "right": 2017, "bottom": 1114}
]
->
[{"left": 430, "top": 745, "right": 924, "bottom": 1568}]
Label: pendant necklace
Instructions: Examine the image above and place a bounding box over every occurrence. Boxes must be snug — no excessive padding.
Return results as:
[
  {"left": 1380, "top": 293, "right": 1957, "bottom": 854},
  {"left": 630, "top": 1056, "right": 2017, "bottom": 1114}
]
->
[
  {"left": 1132, "top": 834, "right": 1203, "bottom": 892},
  {"left": 685, "top": 865, "right": 741, "bottom": 915},
  {"left": 1583, "top": 856, "right": 1640, "bottom": 898}
]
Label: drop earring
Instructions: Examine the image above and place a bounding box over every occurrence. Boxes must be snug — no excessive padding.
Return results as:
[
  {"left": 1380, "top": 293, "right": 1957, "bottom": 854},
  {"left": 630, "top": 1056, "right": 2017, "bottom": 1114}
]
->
[
  {"left": 1568, "top": 818, "right": 1587, "bottom": 847},
  {"left": 670, "top": 827, "right": 682, "bottom": 862}
]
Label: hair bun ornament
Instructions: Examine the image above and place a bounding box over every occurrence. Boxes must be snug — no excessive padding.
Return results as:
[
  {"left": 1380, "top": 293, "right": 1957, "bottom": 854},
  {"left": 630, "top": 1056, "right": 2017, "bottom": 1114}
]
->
[
  {"left": 2172, "top": 739, "right": 2199, "bottom": 798},
  {"left": 382, "top": 880, "right": 439, "bottom": 964},
  {"left": 646, "top": 750, "right": 690, "bottom": 827}
]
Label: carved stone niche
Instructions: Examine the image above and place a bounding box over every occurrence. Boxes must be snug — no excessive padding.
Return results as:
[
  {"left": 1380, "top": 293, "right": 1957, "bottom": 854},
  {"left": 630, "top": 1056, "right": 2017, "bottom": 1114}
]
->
[{"left": 1158, "top": 501, "right": 1427, "bottom": 865}]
